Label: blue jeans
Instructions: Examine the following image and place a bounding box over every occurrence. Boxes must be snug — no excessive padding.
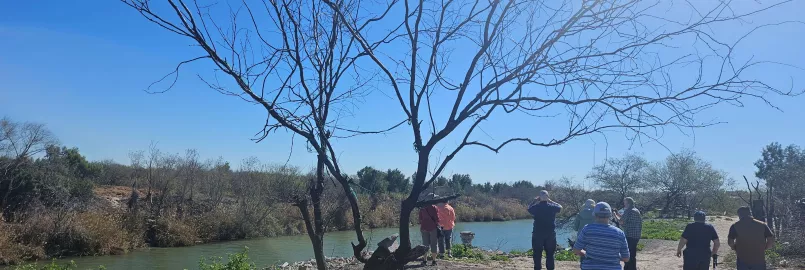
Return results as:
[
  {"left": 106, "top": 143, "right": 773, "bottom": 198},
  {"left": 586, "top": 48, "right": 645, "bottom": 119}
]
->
[
  {"left": 438, "top": 229, "right": 453, "bottom": 255},
  {"left": 532, "top": 233, "right": 556, "bottom": 270}
]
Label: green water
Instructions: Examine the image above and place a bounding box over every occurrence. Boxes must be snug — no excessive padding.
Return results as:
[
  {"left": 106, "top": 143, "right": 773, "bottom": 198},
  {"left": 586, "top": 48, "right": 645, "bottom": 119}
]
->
[{"left": 47, "top": 219, "right": 571, "bottom": 269}]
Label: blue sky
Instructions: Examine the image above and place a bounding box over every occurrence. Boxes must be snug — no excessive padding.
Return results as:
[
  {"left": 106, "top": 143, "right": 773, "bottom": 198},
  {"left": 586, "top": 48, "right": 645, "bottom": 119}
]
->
[{"left": 1, "top": 0, "right": 804, "bottom": 186}]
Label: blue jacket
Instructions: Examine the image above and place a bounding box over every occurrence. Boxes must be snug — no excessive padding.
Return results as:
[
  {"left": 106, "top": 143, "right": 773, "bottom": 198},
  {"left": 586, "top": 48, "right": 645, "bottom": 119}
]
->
[{"left": 528, "top": 201, "right": 562, "bottom": 233}]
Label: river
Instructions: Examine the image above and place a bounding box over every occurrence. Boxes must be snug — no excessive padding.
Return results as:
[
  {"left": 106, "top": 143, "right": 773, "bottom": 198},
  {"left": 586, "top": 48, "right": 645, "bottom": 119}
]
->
[{"left": 50, "top": 219, "right": 572, "bottom": 269}]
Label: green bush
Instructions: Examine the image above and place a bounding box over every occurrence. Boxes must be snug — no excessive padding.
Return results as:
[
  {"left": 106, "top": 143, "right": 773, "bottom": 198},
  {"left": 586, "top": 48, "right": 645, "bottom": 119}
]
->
[
  {"left": 641, "top": 220, "right": 686, "bottom": 240},
  {"left": 554, "top": 250, "right": 579, "bottom": 261},
  {"left": 450, "top": 245, "right": 484, "bottom": 260},
  {"left": 199, "top": 248, "right": 257, "bottom": 270}
]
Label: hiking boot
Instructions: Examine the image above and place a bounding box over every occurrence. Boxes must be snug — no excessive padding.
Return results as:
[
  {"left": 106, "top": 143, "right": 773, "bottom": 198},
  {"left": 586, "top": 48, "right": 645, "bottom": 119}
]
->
[{"left": 431, "top": 260, "right": 437, "bottom": 266}]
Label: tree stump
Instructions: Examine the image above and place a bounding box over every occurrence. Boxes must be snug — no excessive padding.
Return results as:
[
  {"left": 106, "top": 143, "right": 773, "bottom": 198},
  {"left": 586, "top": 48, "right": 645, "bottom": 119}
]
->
[{"left": 363, "top": 234, "right": 429, "bottom": 269}]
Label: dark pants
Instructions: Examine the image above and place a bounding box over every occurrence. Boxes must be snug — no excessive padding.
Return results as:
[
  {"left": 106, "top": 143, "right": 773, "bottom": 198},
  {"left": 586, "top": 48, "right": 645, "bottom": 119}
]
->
[
  {"left": 683, "top": 250, "right": 711, "bottom": 270},
  {"left": 438, "top": 229, "right": 453, "bottom": 255},
  {"left": 737, "top": 260, "right": 766, "bottom": 270},
  {"left": 625, "top": 237, "right": 639, "bottom": 270},
  {"left": 532, "top": 233, "right": 556, "bottom": 270}
]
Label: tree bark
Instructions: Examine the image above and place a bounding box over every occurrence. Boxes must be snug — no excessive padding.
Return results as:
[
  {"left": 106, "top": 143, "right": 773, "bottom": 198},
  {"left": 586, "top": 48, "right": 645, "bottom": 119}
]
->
[
  {"left": 767, "top": 183, "right": 775, "bottom": 234},
  {"left": 297, "top": 198, "right": 326, "bottom": 270}
]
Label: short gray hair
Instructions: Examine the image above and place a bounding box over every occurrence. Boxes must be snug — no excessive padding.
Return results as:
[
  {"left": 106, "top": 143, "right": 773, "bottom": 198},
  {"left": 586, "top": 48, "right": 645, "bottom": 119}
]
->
[{"left": 624, "top": 197, "right": 635, "bottom": 207}]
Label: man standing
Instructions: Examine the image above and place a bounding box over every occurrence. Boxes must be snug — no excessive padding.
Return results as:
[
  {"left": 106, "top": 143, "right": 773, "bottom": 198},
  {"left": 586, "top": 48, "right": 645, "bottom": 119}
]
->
[
  {"left": 677, "top": 211, "right": 721, "bottom": 270},
  {"left": 574, "top": 199, "right": 596, "bottom": 233},
  {"left": 436, "top": 201, "right": 456, "bottom": 258},
  {"left": 728, "top": 206, "right": 775, "bottom": 270},
  {"left": 573, "top": 202, "right": 630, "bottom": 270},
  {"left": 528, "top": 190, "right": 562, "bottom": 270},
  {"left": 614, "top": 197, "right": 642, "bottom": 270},
  {"left": 418, "top": 203, "right": 440, "bottom": 266}
]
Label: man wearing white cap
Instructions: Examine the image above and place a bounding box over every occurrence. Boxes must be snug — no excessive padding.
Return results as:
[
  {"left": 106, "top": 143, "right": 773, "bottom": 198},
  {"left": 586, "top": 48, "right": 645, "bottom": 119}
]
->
[{"left": 527, "top": 190, "right": 563, "bottom": 270}]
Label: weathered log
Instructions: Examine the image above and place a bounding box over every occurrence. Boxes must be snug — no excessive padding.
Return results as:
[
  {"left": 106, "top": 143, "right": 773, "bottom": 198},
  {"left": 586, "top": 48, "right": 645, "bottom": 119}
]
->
[{"left": 362, "top": 233, "right": 429, "bottom": 270}]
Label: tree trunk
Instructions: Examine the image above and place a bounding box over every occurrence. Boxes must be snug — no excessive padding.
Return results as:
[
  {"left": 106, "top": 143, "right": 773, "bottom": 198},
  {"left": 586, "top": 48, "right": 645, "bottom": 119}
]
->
[
  {"left": 1, "top": 178, "right": 13, "bottom": 214},
  {"left": 312, "top": 155, "right": 327, "bottom": 270},
  {"left": 767, "top": 183, "right": 775, "bottom": 233},
  {"left": 297, "top": 198, "right": 326, "bottom": 270},
  {"left": 336, "top": 173, "right": 367, "bottom": 261},
  {"left": 397, "top": 198, "right": 414, "bottom": 253}
]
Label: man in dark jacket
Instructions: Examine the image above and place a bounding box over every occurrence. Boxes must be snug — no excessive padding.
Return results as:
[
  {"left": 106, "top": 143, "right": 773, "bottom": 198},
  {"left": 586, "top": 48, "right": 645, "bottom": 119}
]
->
[
  {"left": 528, "top": 190, "right": 563, "bottom": 270},
  {"left": 677, "top": 211, "right": 720, "bottom": 270}
]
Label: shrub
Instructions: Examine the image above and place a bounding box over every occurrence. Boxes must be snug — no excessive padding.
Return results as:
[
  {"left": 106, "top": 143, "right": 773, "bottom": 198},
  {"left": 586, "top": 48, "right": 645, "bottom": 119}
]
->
[
  {"left": 451, "top": 245, "right": 484, "bottom": 260},
  {"left": 641, "top": 220, "right": 686, "bottom": 240},
  {"left": 554, "top": 250, "right": 579, "bottom": 261},
  {"left": 12, "top": 260, "right": 105, "bottom": 270},
  {"left": 148, "top": 216, "right": 198, "bottom": 247},
  {"left": 0, "top": 221, "right": 45, "bottom": 265},
  {"left": 199, "top": 248, "right": 257, "bottom": 270}
]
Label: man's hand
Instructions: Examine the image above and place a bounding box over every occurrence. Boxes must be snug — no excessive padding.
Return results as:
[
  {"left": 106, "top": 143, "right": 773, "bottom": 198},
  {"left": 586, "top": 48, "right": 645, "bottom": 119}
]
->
[{"left": 676, "top": 250, "right": 682, "bottom": 258}]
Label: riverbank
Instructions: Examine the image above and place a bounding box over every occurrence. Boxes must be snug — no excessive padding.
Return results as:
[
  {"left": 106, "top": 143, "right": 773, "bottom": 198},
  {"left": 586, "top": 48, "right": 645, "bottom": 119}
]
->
[
  {"left": 0, "top": 185, "right": 534, "bottom": 266},
  {"left": 276, "top": 216, "right": 804, "bottom": 270}
]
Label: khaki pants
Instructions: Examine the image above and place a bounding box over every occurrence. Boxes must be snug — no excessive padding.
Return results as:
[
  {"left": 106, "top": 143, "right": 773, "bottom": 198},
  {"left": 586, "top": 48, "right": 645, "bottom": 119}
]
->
[{"left": 421, "top": 229, "right": 438, "bottom": 254}]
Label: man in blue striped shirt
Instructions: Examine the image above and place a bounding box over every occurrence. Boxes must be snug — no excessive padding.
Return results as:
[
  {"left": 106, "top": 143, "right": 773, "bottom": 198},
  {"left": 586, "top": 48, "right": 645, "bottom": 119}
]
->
[{"left": 573, "top": 202, "right": 630, "bottom": 270}]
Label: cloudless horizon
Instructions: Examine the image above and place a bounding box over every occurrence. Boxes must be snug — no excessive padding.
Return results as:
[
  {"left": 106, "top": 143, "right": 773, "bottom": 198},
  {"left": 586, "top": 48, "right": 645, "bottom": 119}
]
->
[{"left": 2, "top": 0, "right": 805, "bottom": 187}]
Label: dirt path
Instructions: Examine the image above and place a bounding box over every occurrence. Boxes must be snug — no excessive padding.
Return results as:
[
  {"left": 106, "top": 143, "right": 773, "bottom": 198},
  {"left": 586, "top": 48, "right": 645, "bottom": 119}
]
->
[{"left": 387, "top": 216, "right": 741, "bottom": 270}]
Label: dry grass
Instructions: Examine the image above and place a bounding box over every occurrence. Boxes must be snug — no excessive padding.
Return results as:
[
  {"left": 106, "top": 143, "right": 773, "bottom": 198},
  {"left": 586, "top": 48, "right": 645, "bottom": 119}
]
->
[{"left": 0, "top": 209, "right": 145, "bottom": 266}]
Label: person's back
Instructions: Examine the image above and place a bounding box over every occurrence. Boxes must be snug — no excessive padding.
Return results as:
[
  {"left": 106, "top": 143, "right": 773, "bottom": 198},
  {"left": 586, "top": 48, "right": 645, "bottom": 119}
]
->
[
  {"left": 576, "top": 223, "right": 630, "bottom": 270},
  {"left": 573, "top": 202, "right": 630, "bottom": 270},
  {"left": 529, "top": 201, "right": 561, "bottom": 232},
  {"left": 574, "top": 200, "right": 595, "bottom": 231},
  {"left": 436, "top": 203, "right": 455, "bottom": 230},
  {"left": 730, "top": 218, "right": 773, "bottom": 268},
  {"left": 683, "top": 222, "right": 718, "bottom": 252},
  {"left": 678, "top": 211, "right": 720, "bottom": 270}
]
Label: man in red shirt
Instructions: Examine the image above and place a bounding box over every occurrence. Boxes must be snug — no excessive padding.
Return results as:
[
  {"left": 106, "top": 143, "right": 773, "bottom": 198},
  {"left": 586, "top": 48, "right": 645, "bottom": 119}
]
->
[{"left": 419, "top": 203, "right": 440, "bottom": 266}]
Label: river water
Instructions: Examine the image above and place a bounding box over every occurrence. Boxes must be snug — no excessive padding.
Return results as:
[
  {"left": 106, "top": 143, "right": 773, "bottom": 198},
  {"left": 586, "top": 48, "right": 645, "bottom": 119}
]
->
[{"left": 52, "top": 219, "right": 572, "bottom": 269}]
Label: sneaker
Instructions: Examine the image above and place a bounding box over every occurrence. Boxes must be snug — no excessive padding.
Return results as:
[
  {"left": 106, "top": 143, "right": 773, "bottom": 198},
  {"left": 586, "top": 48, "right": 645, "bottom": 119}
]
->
[{"left": 431, "top": 260, "right": 437, "bottom": 266}]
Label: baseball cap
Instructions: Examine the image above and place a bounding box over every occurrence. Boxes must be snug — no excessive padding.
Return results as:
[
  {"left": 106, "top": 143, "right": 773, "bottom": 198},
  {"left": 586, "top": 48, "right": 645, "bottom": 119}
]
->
[
  {"left": 694, "top": 211, "right": 706, "bottom": 222},
  {"left": 593, "top": 202, "right": 612, "bottom": 217}
]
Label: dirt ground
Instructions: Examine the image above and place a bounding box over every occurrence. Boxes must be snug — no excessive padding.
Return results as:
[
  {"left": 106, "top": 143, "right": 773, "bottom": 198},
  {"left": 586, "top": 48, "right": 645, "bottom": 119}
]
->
[{"left": 340, "top": 216, "right": 803, "bottom": 270}]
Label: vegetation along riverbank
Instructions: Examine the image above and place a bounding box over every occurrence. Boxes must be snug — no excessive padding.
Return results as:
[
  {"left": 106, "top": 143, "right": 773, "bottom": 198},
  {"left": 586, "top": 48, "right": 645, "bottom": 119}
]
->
[
  {"left": 0, "top": 117, "right": 537, "bottom": 265},
  {"left": 3, "top": 117, "right": 804, "bottom": 268}
]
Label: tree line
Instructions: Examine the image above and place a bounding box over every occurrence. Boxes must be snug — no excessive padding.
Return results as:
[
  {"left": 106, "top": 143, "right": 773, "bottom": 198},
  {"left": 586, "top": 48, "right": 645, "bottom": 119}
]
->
[{"left": 114, "top": 0, "right": 805, "bottom": 268}]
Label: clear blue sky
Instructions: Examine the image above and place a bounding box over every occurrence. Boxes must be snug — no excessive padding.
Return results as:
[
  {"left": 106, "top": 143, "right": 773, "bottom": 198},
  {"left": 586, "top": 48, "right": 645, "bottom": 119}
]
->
[{"left": 1, "top": 0, "right": 804, "bottom": 187}]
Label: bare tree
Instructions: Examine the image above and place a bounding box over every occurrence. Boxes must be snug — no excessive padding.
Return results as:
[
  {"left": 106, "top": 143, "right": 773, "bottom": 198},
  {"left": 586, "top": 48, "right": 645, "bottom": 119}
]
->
[
  {"left": 587, "top": 154, "right": 648, "bottom": 208},
  {"left": 0, "top": 117, "right": 58, "bottom": 214},
  {"left": 121, "top": 0, "right": 406, "bottom": 267},
  {"left": 649, "top": 150, "right": 724, "bottom": 217},
  {"left": 324, "top": 0, "right": 801, "bottom": 265}
]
